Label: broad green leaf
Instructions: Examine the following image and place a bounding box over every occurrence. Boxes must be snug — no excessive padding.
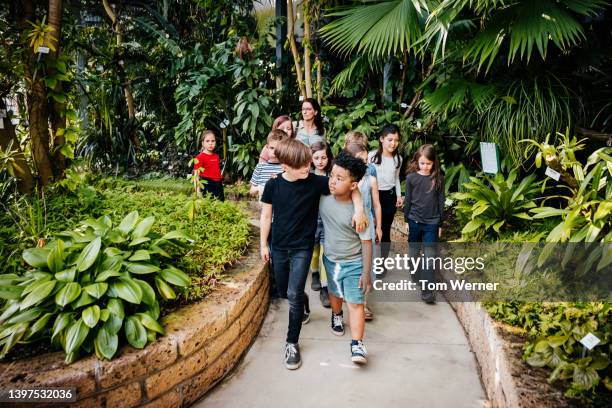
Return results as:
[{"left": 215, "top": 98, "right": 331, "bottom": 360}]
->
[
  {"left": 76, "top": 237, "right": 102, "bottom": 272},
  {"left": 100, "top": 308, "right": 110, "bottom": 322},
  {"left": 124, "top": 316, "right": 147, "bottom": 349},
  {"left": 0, "top": 286, "right": 24, "bottom": 300},
  {"left": 129, "top": 237, "right": 151, "bottom": 246},
  {"left": 128, "top": 250, "right": 150, "bottom": 261},
  {"left": 132, "top": 216, "right": 155, "bottom": 239},
  {"left": 118, "top": 211, "right": 139, "bottom": 234},
  {"left": 23, "top": 248, "right": 51, "bottom": 269},
  {"left": 82, "top": 305, "right": 100, "bottom": 328},
  {"left": 107, "top": 298, "right": 124, "bottom": 319},
  {"left": 111, "top": 278, "right": 143, "bottom": 304},
  {"left": 55, "top": 267, "right": 76, "bottom": 282},
  {"left": 55, "top": 282, "right": 81, "bottom": 307},
  {"left": 134, "top": 279, "right": 156, "bottom": 306},
  {"left": 7, "top": 307, "right": 42, "bottom": 324},
  {"left": 72, "top": 291, "right": 95, "bottom": 309},
  {"left": 159, "top": 230, "right": 194, "bottom": 242},
  {"left": 26, "top": 312, "right": 54, "bottom": 339},
  {"left": 155, "top": 277, "right": 176, "bottom": 300},
  {"left": 95, "top": 269, "right": 122, "bottom": 282},
  {"left": 47, "top": 240, "right": 64, "bottom": 273},
  {"left": 94, "top": 327, "right": 118, "bottom": 360},
  {"left": 20, "top": 280, "right": 56, "bottom": 310},
  {"left": 52, "top": 312, "right": 74, "bottom": 340},
  {"left": 126, "top": 262, "right": 160, "bottom": 274},
  {"left": 160, "top": 267, "right": 191, "bottom": 287},
  {"left": 65, "top": 319, "right": 90, "bottom": 354},
  {"left": 461, "top": 220, "right": 482, "bottom": 234},
  {"left": 83, "top": 283, "right": 108, "bottom": 299},
  {"left": 103, "top": 314, "right": 123, "bottom": 335},
  {"left": 136, "top": 313, "right": 164, "bottom": 335}
]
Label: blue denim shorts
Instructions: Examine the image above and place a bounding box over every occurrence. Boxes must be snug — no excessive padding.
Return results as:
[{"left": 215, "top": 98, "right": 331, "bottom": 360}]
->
[{"left": 323, "top": 255, "right": 365, "bottom": 304}]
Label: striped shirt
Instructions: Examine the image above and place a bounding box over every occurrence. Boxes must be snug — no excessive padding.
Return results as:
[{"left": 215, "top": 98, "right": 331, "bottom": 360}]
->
[{"left": 250, "top": 162, "right": 283, "bottom": 187}]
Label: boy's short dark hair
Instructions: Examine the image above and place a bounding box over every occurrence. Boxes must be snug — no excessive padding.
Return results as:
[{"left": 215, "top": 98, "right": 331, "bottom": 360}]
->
[
  {"left": 267, "top": 129, "right": 287, "bottom": 144},
  {"left": 275, "top": 138, "right": 312, "bottom": 168},
  {"left": 334, "top": 151, "right": 367, "bottom": 182}
]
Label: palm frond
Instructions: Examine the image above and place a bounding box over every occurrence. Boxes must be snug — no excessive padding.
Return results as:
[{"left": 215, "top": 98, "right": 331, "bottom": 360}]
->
[{"left": 320, "top": 0, "right": 429, "bottom": 58}]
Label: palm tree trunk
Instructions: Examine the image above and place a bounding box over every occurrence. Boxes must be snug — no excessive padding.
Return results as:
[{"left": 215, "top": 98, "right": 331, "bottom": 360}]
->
[
  {"left": 287, "top": 0, "right": 306, "bottom": 99},
  {"left": 302, "top": 0, "right": 313, "bottom": 98},
  {"left": 404, "top": 62, "right": 434, "bottom": 118},
  {"left": 47, "top": 0, "right": 66, "bottom": 177}
]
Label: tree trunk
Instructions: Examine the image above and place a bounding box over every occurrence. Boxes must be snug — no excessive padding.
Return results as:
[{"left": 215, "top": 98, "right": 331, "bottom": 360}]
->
[
  {"left": 102, "top": 0, "right": 139, "bottom": 149},
  {"left": 398, "top": 51, "right": 408, "bottom": 108},
  {"left": 0, "top": 100, "right": 35, "bottom": 194},
  {"left": 287, "top": 0, "right": 306, "bottom": 99},
  {"left": 47, "top": 0, "right": 66, "bottom": 177},
  {"left": 404, "top": 62, "right": 434, "bottom": 118},
  {"left": 302, "top": 0, "right": 313, "bottom": 98},
  {"left": 315, "top": 53, "right": 322, "bottom": 105}
]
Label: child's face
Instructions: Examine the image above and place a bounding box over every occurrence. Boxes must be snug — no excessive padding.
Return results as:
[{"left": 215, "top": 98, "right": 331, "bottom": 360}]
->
[
  {"left": 355, "top": 151, "right": 368, "bottom": 163},
  {"left": 277, "top": 120, "right": 293, "bottom": 138},
  {"left": 268, "top": 141, "right": 279, "bottom": 161},
  {"left": 202, "top": 134, "right": 216, "bottom": 152},
  {"left": 418, "top": 156, "right": 434, "bottom": 175},
  {"left": 380, "top": 133, "right": 399, "bottom": 154},
  {"left": 283, "top": 164, "right": 311, "bottom": 180},
  {"left": 329, "top": 164, "right": 357, "bottom": 196},
  {"left": 312, "top": 149, "right": 328, "bottom": 171}
]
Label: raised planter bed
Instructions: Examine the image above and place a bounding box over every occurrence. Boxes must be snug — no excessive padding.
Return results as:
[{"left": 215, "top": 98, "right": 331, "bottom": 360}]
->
[{"left": 0, "top": 236, "right": 268, "bottom": 407}]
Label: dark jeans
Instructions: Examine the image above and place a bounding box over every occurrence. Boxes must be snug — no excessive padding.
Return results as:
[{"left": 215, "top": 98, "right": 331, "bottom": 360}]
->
[
  {"left": 379, "top": 188, "right": 398, "bottom": 261},
  {"left": 271, "top": 248, "right": 312, "bottom": 344},
  {"left": 408, "top": 220, "right": 439, "bottom": 293},
  {"left": 201, "top": 178, "right": 224, "bottom": 201}
]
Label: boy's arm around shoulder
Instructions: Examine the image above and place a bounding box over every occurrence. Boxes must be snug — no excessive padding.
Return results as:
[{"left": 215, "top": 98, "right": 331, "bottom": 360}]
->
[
  {"left": 350, "top": 188, "right": 368, "bottom": 233},
  {"left": 260, "top": 203, "right": 272, "bottom": 262},
  {"left": 359, "top": 239, "right": 373, "bottom": 294}
]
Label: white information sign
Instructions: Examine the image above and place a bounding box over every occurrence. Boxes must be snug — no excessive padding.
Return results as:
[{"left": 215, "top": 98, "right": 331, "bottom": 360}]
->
[
  {"left": 579, "top": 333, "right": 601, "bottom": 350},
  {"left": 545, "top": 166, "right": 561, "bottom": 181},
  {"left": 38, "top": 46, "right": 50, "bottom": 54},
  {"left": 0, "top": 118, "right": 4, "bottom": 129},
  {"left": 480, "top": 142, "right": 500, "bottom": 174}
]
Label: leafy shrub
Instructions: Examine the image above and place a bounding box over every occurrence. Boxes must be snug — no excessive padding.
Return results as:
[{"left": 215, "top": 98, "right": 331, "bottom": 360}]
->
[
  {"left": 453, "top": 169, "right": 543, "bottom": 237},
  {"left": 0, "top": 211, "right": 192, "bottom": 363},
  {"left": 487, "top": 302, "right": 611, "bottom": 399}
]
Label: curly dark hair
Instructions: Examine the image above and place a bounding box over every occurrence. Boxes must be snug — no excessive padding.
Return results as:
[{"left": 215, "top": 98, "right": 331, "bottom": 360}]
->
[{"left": 334, "top": 151, "right": 367, "bottom": 182}]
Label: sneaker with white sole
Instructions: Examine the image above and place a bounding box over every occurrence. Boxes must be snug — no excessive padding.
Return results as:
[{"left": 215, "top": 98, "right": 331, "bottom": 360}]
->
[
  {"left": 351, "top": 340, "right": 367, "bottom": 364},
  {"left": 331, "top": 312, "right": 344, "bottom": 336},
  {"left": 284, "top": 342, "right": 301, "bottom": 370}
]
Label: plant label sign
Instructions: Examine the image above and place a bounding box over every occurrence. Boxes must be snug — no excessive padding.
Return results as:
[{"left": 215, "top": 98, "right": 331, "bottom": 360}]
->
[
  {"left": 545, "top": 166, "right": 561, "bottom": 181},
  {"left": 0, "top": 109, "right": 6, "bottom": 117},
  {"left": 579, "top": 333, "right": 601, "bottom": 350},
  {"left": 38, "top": 46, "right": 50, "bottom": 54},
  {"left": 0, "top": 118, "right": 3, "bottom": 129},
  {"left": 480, "top": 142, "right": 500, "bottom": 175}
]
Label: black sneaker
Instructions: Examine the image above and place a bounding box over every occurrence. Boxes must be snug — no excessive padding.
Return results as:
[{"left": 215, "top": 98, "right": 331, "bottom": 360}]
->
[
  {"left": 351, "top": 340, "right": 367, "bottom": 364},
  {"left": 302, "top": 293, "right": 310, "bottom": 324},
  {"left": 284, "top": 342, "right": 301, "bottom": 370},
  {"left": 311, "top": 271, "right": 321, "bottom": 291},
  {"left": 331, "top": 311, "right": 344, "bottom": 336},
  {"left": 320, "top": 287, "right": 331, "bottom": 308},
  {"left": 422, "top": 291, "right": 436, "bottom": 304}
]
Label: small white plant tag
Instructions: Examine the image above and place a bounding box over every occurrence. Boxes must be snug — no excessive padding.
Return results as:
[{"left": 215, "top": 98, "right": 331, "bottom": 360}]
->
[
  {"left": 579, "top": 333, "right": 601, "bottom": 350},
  {"left": 545, "top": 166, "right": 561, "bottom": 181},
  {"left": 38, "top": 46, "right": 50, "bottom": 54},
  {"left": 0, "top": 118, "right": 4, "bottom": 129}
]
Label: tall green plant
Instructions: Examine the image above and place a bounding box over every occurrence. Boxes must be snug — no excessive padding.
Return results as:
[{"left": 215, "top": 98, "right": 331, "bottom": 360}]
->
[{"left": 0, "top": 211, "right": 192, "bottom": 363}]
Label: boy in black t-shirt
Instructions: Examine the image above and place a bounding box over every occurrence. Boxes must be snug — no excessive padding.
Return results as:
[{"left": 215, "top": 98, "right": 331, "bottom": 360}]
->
[{"left": 260, "top": 138, "right": 367, "bottom": 370}]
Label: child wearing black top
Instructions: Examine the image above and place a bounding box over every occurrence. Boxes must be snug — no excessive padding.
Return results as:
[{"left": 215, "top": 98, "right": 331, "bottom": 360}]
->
[
  {"left": 404, "top": 144, "right": 445, "bottom": 304},
  {"left": 260, "top": 138, "right": 367, "bottom": 370}
]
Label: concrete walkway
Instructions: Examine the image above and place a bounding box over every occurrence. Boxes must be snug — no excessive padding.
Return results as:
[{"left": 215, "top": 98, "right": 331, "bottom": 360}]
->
[{"left": 195, "top": 274, "right": 487, "bottom": 408}]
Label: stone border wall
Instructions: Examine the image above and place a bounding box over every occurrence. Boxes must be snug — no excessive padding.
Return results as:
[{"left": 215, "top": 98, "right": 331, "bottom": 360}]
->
[{"left": 0, "top": 239, "right": 268, "bottom": 407}]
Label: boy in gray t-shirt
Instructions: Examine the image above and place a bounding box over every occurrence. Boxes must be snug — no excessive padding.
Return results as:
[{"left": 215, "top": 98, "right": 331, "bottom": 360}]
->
[{"left": 319, "top": 152, "right": 372, "bottom": 364}]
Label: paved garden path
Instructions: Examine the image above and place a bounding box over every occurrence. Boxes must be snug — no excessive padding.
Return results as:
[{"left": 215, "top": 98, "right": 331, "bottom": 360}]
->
[{"left": 195, "top": 264, "right": 487, "bottom": 407}]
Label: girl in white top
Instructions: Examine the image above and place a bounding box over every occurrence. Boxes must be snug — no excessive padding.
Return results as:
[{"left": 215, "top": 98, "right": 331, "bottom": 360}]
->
[{"left": 367, "top": 124, "right": 403, "bottom": 270}]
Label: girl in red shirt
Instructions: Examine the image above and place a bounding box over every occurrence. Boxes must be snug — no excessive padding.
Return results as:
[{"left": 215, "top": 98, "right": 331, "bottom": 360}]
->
[{"left": 193, "top": 130, "right": 224, "bottom": 201}]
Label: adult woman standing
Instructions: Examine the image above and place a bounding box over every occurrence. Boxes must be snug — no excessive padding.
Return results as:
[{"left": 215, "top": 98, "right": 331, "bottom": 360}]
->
[{"left": 296, "top": 98, "right": 325, "bottom": 146}]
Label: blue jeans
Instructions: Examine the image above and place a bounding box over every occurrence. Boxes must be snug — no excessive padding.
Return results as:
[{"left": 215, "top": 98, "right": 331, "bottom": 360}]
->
[
  {"left": 271, "top": 248, "right": 313, "bottom": 344},
  {"left": 407, "top": 220, "right": 438, "bottom": 293}
]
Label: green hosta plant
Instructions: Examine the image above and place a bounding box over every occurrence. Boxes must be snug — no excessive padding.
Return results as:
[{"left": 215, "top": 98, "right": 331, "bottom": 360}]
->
[
  {"left": 0, "top": 211, "right": 192, "bottom": 363},
  {"left": 454, "top": 169, "right": 543, "bottom": 237}
]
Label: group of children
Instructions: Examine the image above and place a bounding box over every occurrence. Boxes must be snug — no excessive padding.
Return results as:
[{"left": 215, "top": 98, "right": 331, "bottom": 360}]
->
[{"left": 193, "top": 114, "right": 446, "bottom": 370}]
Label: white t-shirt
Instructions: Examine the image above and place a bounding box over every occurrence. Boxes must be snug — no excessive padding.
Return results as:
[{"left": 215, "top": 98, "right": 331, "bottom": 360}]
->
[{"left": 368, "top": 151, "right": 402, "bottom": 197}]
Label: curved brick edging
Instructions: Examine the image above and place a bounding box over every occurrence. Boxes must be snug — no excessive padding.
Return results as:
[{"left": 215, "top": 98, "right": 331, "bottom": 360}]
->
[
  {"left": 391, "top": 217, "right": 572, "bottom": 408},
  {"left": 0, "top": 237, "right": 268, "bottom": 408}
]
